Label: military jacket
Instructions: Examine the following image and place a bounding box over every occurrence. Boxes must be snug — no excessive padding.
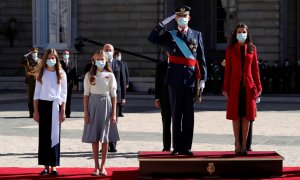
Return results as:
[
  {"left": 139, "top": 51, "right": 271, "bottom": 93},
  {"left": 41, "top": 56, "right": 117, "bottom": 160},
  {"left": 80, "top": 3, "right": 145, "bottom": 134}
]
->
[
  {"left": 148, "top": 24, "right": 207, "bottom": 87},
  {"left": 20, "top": 56, "right": 40, "bottom": 84}
]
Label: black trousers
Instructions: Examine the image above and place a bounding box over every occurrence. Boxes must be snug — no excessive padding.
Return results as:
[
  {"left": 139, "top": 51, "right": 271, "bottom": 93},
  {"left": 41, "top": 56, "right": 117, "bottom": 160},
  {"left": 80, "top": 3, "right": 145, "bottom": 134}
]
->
[
  {"left": 160, "top": 100, "right": 172, "bottom": 150},
  {"left": 27, "top": 83, "right": 35, "bottom": 116},
  {"left": 38, "top": 100, "right": 61, "bottom": 166},
  {"left": 118, "top": 103, "right": 124, "bottom": 116},
  {"left": 65, "top": 86, "right": 73, "bottom": 117},
  {"left": 168, "top": 85, "right": 194, "bottom": 152}
]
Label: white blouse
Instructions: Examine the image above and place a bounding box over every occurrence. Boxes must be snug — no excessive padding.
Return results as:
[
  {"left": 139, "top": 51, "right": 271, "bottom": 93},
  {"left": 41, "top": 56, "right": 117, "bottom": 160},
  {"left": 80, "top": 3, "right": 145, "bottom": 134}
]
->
[
  {"left": 34, "top": 69, "right": 67, "bottom": 103},
  {"left": 83, "top": 70, "right": 117, "bottom": 97}
]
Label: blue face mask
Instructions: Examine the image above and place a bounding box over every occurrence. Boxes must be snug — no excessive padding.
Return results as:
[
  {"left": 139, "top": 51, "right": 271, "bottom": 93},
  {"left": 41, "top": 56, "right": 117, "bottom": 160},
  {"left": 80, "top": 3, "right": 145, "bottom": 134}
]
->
[
  {"left": 177, "top": 17, "right": 188, "bottom": 27},
  {"left": 46, "top": 59, "right": 56, "bottom": 67},
  {"left": 236, "top": 33, "right": 247, "bottom": 43},
  {"left": 105, "top": 52, "right": 113, "bottom": 60},
  {"left": 95, "top": 60, "right": 106, "bottom": 68}
]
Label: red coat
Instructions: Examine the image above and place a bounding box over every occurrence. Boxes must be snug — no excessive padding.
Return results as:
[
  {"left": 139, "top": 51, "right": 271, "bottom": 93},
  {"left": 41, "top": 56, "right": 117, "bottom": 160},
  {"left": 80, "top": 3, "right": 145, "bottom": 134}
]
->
[{"left": 223, "top": 43, "right": 262, "bottom": 121}]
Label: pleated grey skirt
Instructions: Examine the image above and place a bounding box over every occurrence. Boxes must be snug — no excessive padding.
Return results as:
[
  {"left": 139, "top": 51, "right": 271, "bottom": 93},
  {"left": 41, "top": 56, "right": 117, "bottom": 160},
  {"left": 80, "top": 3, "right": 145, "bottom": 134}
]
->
[{"left": 82, "top": 93, "right": 120, "bottom": 143}]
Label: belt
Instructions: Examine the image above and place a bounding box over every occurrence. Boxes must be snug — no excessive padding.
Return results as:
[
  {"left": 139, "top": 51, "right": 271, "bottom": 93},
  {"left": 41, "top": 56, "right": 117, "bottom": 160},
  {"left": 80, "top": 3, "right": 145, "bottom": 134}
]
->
[
  {"left": 168, "top": 55, "right": 201, "bottom": 79},
  {"left": 49, "top": 95, "right": 63, "bottom": 147}
]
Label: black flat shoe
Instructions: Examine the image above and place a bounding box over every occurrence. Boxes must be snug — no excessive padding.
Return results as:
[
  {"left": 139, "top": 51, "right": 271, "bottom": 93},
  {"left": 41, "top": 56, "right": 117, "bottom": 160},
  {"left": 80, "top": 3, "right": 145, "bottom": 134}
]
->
[
  {"left": 50, "top": 170, "right": 59, "bottom": 176},
  {"left": 39, "top": 169, "right": 49, "bottom": 175}
]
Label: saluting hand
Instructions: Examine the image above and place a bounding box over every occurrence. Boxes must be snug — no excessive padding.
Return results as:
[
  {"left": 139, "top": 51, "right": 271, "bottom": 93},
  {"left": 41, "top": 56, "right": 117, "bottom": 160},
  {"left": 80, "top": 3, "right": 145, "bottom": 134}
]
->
[{"left": 159, "top": 14, "right": 176, "bottom": 27}]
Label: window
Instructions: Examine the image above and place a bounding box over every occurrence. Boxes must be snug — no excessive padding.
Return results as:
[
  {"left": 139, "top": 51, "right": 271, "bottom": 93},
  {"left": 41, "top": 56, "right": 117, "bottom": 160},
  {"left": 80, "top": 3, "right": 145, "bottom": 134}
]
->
[
  {"left": 33, "top": 0, "right": 72, "bottom": 49},
  {"left": 216, "top": 0, "right": 237, "bottom": 50}
]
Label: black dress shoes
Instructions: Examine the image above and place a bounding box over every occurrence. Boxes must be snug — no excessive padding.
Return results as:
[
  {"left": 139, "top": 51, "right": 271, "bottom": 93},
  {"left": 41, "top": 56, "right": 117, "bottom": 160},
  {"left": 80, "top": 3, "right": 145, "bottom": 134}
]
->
[
  {"left": 180, "top": 150, "right": 193, "bottom": 156},
  {"left": 118, "top": 113, "right": 124, "bottom": 117},
  {"left": 171, "top": 150, "right": 179, "bottom": 155},
  {"left": 162, "top": 148, "right": 171, "bottom": 152},
  {"left": 108, "top": 148, "right": 117, "bottom": 152},
  {"left": 50, "top": 170, "right": 59, "bottom": 176},
  {"left": 39, "top": 169, "right": 49, "bottom": 175}
]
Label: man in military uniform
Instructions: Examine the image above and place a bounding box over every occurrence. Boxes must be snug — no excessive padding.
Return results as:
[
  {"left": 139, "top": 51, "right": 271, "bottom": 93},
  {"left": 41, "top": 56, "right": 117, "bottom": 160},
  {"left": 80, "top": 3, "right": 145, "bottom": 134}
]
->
[
  {"left": 20, "top": 48, "right": 41, "bottom": 118},
  {"left": 148, "top": 5, "right": 207, "bottom": 155},
  {"left": 60, "top": 50, "right": 78, "bottom": 118}
]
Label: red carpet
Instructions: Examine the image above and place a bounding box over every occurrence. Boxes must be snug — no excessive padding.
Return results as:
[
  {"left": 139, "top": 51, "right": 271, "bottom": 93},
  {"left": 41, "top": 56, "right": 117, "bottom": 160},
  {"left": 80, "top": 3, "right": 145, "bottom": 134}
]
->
[
  {"left": 0, "top": 167, "right": 300, "bottom": 179},
  {"left": 139, "top": 151, "right": 284, "bottom": 159}
]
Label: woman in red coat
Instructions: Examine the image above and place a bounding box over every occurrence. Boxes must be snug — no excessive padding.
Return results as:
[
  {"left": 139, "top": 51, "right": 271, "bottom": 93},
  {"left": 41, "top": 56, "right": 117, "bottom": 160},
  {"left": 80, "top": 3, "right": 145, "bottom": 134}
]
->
[{"left": 223, "top": 23, "right": 262, "bottom": 155}]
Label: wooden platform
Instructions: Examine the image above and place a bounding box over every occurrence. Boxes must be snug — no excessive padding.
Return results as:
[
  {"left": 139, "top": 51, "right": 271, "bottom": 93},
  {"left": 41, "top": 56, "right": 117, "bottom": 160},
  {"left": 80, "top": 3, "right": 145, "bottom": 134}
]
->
[{"left": 138, "top": 151, "right": 284, "bottom": 178}]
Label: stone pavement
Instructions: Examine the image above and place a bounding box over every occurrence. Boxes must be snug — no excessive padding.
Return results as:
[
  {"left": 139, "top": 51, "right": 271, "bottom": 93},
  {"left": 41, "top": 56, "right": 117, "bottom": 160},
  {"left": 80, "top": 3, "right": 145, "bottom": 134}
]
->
[{"left": 0, "top": 91, "right": 300, "bottom": 169}]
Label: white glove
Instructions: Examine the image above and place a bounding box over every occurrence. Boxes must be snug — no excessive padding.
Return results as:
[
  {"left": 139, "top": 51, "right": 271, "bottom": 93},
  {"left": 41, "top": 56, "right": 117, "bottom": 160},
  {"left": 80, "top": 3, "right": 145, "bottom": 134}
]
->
[
  {"left": 256, "top": 97, "right": 261, "bottom": 104},
  {"left": 199, "top": 80, "right": 205, "bottom": 91},
  {"left": 159, "top": 14, "right": 176, "bottom": 27},
  {"left": 24, "top": 51, "right": 31, "bottom": 57}
]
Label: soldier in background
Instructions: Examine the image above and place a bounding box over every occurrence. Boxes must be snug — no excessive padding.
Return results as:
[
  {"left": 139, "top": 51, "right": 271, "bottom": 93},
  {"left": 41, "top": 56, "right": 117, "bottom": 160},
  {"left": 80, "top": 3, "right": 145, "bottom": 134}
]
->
[
  {"left": 282, "top": 59, "right": 292, "bottom": 93},
  {"left": 259, "top": 59, "right": 270, "bottom": 93},
  {"left": 271, "top": 61, "right": 281, "bottom": 93},
  {"left": 20, "top": 48, "right": 41, "bottom": 118},
  {"left": 204, "top": 62, "right": 214, "bottom": 94},
  {"left": 212, "top": 60, "right": 223, "bottom": 94},
  {"left": 60, "top": 50, "right": 78, "bottom": 118},
  {"left": 295, "top": 58, "right": 300, "bottom": 93}
]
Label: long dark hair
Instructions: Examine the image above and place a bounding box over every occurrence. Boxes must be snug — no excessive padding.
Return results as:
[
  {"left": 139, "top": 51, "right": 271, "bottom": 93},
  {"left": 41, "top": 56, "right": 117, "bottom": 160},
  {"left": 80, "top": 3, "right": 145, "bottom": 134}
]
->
[
  {"left": 36, "top": 48, "right": 62, "bottom": 84},
  {"left": 89, "top": 50, "right": 112, "bottom": 85},
  {"left": 230, "top": 23, "right": 255, "bottom": 54}
]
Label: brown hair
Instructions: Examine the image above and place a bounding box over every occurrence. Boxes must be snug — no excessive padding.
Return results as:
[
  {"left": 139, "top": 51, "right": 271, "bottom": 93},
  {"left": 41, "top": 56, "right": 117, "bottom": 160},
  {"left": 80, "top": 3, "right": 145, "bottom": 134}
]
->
[
  {"left": 89, "top": 50, "right": 112, "bottom": 85},
  {"left": 36, "top": 48, "right": 63, "bottom": 84},
  {"left": 230, "top": 23, "right": 255, "bottom": 54}
]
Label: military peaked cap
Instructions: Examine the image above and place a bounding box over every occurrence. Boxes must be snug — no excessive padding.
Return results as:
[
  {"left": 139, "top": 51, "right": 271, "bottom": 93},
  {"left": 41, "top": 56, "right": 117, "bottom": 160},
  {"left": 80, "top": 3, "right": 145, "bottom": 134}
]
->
[
  {"left": 175, "top": 5, "right": 191, "bottom": 15},
  {"left": 30, "top": 48, "right": 38, "bottom": 53}
]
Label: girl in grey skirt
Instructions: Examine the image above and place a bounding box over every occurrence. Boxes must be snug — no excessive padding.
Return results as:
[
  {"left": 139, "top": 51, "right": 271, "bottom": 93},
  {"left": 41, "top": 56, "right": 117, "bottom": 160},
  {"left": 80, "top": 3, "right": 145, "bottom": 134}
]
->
[{"left": 82, "top": 50, "right": 118, "bottom": 176}]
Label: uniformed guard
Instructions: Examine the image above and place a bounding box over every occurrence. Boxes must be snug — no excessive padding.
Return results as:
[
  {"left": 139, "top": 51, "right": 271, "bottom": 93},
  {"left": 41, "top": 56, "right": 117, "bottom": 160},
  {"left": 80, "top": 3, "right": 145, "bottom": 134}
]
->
[
  {"left": 148, "top": 5, "right": 207, "bottom": 155},
  {"left": 20, "top": 48, "right": 41, "bottom": 118}
]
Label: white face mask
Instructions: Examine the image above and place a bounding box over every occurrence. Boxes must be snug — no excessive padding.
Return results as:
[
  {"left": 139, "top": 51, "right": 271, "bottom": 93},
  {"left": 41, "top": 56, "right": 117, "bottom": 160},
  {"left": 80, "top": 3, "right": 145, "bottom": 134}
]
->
[
  {"left": 105, "top": 51, "right": 113, "bottom": 60},
  {"left": 95, "top": 60, "right": 106, "bottom": 68},
  {"left": 115, "top": 56, "right": 121, "bottom": 61},
  {"left": 31, "top": 53, "right": 38, "bottom": 59},
  {"left": 46, "top": 58, "right": 56, "bottom": 67},
  {"left": 63, "top": 54, "right": 69, "bottom": 59},
  {"left": 236, "top": 33, "right": 247, "bottom": 43}
]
